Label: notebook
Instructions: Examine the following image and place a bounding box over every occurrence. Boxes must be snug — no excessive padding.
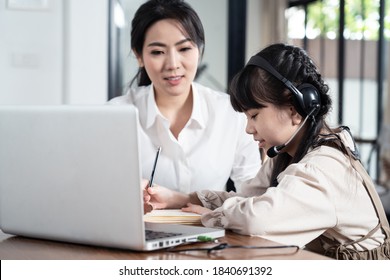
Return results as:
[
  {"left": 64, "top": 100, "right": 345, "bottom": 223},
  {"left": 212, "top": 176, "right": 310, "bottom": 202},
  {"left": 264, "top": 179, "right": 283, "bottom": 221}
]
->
[
  {"left": 0, "top": 105, "right": 224, "bottom": 251},
  {"left": 144, "top": 209, "right": 202, "bottom": 225}
]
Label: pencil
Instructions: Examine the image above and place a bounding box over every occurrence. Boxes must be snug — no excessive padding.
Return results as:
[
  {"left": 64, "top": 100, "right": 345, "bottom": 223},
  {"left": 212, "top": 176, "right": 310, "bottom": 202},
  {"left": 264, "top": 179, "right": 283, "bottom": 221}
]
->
[{"left": 149, "top": 146, "right": 161, "bottom": 188}]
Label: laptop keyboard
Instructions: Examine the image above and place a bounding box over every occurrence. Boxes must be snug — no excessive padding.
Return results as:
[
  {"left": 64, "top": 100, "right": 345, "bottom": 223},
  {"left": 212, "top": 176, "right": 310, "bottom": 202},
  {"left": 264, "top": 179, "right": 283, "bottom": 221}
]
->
[{"left": 145, "top": 229, "right": 183, "bottom": 241}]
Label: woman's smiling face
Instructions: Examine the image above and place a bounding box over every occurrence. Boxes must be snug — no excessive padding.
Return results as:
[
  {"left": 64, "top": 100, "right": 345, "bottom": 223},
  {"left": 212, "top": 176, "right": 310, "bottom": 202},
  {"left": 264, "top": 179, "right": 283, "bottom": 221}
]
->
[{"left": 137, "top": 19, "right": 200, "bottom": 98}]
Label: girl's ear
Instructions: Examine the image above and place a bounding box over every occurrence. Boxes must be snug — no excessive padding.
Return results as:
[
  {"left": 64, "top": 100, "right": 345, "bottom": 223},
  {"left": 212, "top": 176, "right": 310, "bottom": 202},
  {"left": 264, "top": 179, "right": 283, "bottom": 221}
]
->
[{"left": 290, "top": 106, "right": 303, "bottom": 126}]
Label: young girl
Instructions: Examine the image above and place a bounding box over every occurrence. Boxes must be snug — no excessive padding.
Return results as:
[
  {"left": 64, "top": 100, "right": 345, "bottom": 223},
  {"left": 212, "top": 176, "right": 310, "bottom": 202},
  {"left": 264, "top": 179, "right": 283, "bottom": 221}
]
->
[
  {"left": 109, "top": 0, "right": 260, "bottom": 193},
  {"left": 144, "top": 43, "right": 390, "bottom": 260}
]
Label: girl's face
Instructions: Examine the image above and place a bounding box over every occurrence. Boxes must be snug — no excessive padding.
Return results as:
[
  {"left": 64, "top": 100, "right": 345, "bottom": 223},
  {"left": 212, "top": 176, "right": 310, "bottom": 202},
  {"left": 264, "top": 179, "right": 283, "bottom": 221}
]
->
[
  {"left": 136, "top": 19, "right": 200, "bottom": 99},
  {"left": 245, "top": 103, "right": 303, "bottom": 156}
]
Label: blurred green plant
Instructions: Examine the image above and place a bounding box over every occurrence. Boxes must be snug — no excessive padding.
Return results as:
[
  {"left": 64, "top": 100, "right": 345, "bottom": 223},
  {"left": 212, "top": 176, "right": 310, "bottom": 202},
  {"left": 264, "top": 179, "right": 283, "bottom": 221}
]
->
[{"left": 306, "top": 0, "right": 390, "bottom": 40}]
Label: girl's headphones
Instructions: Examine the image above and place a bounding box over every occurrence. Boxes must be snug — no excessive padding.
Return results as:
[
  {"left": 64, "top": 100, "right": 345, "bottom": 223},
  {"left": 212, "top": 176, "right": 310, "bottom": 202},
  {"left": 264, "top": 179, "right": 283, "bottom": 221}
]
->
[{"left": 246, "top": 55, "right": 321, "bottom": 118}]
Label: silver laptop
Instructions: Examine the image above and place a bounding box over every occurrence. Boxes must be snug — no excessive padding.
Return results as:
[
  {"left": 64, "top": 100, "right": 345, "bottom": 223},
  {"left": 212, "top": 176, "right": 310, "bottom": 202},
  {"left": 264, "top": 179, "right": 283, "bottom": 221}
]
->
[{"left": 0, "top": 105, "right": 224, "bottom": 251}]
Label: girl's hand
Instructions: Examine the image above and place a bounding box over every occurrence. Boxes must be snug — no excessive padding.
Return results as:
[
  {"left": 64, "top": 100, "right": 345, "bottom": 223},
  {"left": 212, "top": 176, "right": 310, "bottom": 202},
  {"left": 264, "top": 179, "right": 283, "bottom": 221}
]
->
[{"left": 182, "top": 203, "right": 212, "bottom": 215}]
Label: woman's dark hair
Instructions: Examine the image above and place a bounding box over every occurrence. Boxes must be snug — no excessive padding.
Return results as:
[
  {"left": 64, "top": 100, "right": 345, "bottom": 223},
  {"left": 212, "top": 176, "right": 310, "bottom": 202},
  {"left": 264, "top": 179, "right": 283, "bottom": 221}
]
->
[
  {"left": 130, "top": 0, "right": 205, "bottom": 86},
  {"left": 229, "top": 43, "right": 333, "bottom": 185}
]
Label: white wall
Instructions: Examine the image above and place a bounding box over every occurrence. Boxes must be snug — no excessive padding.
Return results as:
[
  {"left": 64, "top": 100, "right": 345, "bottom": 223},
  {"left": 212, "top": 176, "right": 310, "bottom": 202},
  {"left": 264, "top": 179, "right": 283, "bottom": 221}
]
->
[
  {"left": 187, "top": 0, "right": 228, "bottom": 92},
  {"left": 246, "top": 0, "right": 262, "bottom": 59},
  {"left": 63, "top": 0, "right": 108, "bottom": 104},
  {"left": 0, "top": 0, "right": 64, "bottom": 104},
  {"left": 0, "top": 0, "right": 109, "bottom": 105}
]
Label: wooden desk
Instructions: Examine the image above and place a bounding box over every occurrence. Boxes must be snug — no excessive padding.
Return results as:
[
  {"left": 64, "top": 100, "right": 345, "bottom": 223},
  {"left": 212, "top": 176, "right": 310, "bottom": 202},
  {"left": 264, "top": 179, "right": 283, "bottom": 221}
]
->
[{"left": 0, "top": 230, "right": 330, "bottom": 260}]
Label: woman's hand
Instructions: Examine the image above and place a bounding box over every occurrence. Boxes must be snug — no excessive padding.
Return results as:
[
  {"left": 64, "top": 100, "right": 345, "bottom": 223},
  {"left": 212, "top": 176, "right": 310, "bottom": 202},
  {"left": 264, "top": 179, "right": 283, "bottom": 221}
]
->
[
  {"left": 182, "top": 203, "right": 212, "bottom": 215},
  {"left": 145, "top": 184, "right": 173, "bottom": 210},
  {"left": 142, "top": 179, "right": 154, "bottom": 214},
  {"left": 142, "top": 179, "right": 191, "bottom": 211},
  {"left": 143, "top": 201, "right": 154, "bottom": 214}
]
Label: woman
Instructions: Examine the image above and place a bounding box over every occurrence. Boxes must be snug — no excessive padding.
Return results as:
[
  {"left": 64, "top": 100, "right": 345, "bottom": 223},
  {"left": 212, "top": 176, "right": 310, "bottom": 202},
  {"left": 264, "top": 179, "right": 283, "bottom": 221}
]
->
[
  {"left": 109, "top": 0, "right": 260, "bottom": 193},
  {"left": 144, "top": 43, "right": 390, "bottom": 259}
]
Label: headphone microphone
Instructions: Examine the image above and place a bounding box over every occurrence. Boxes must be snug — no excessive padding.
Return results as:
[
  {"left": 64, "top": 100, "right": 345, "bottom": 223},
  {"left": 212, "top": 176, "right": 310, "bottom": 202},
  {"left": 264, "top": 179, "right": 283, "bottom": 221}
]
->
[
  {"left": 245, "top": 54, "right": 322, "bottom": 158},
  {"left": 266, "top": 105, "right": 319, "bottom": 158}
]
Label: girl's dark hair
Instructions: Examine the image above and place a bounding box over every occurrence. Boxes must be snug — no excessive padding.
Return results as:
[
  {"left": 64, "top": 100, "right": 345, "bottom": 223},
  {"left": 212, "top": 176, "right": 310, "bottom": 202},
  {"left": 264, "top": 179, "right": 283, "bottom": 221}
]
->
[
  {"left": 130, "top": 0, "right": 205, "bottom": 86},
  {"left": 229, "top": 43, "right": 333, "bottom": 185}
]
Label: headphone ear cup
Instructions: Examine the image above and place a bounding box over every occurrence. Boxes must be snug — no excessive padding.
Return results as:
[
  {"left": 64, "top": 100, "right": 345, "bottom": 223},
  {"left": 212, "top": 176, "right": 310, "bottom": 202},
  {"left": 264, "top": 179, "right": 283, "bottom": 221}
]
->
[{"left": 296, "top": 83, "right": 321, "bottom": 117}]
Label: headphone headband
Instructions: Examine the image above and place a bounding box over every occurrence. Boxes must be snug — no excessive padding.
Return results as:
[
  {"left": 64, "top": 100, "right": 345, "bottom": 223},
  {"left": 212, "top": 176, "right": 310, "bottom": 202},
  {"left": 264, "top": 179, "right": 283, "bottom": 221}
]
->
[{"left": 246, "top": 55, "right": 321, "bottom": 117}]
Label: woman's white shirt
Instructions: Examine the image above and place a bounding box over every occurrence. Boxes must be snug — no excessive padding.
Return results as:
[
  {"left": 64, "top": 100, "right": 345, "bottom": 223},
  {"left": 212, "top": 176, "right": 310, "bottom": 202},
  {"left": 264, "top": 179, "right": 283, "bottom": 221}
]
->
[{"left": 108, "top": 82, "right": 260, "bottom": 193}]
